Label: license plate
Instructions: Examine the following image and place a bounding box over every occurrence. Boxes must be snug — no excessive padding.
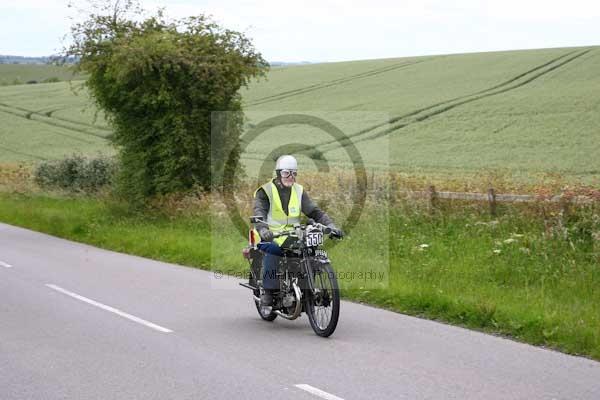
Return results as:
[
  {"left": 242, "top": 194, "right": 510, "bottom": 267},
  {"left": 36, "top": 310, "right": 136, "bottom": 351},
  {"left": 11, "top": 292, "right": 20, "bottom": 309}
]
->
[{"left": 306, "top": 232, "right": 323, "bottom": 246}]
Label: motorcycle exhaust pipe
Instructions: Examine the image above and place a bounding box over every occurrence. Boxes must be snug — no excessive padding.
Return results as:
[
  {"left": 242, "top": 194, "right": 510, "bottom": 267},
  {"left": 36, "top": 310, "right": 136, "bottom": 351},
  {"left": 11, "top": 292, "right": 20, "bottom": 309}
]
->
[{"left": 274, "top": 283, "right": 302, "bottom": 320}]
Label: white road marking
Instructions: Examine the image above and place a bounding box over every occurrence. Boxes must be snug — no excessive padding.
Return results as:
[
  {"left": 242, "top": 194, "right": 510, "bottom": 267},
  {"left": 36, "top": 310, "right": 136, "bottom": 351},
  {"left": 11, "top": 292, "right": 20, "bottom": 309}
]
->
[
  {"left": 0, "top": 260, "right": 13, "bottom": 268},
  {"left": 45, "top": 284, "right": 173, "bottom": 333},
  {"left": 295, "top": 384, "right": 344, "bottom": 400}
]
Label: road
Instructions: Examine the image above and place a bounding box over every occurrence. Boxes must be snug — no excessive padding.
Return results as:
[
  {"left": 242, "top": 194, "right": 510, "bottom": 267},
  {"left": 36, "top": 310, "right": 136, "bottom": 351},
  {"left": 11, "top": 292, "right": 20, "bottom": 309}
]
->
[{"left": 1, "top": 222, "right": 599, "bottom": 399}]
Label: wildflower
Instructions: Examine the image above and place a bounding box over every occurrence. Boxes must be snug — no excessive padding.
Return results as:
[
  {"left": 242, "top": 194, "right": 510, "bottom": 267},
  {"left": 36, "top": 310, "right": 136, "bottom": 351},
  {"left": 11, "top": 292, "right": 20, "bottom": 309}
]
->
[
  {"left": 519, "top": 247, "right": 531, "bottom": 255},
  {"left": 503, "top": 238, "right": 517, "bottom": 244},
  {"left": 511, "top": 233, "right": 524, "bottom": 238},
  {"left": 417, "top": 244, "right": 430, "bottom": 252},
  {"left": 493, "top": 249, "right": 502, "bottom": 254}
]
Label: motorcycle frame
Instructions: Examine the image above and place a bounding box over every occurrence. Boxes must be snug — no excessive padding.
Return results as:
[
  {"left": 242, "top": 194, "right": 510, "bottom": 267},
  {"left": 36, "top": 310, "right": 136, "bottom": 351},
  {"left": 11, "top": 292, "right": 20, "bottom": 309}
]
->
[{"left": 245, "top": 225, "right": 331, "bottom": 320}]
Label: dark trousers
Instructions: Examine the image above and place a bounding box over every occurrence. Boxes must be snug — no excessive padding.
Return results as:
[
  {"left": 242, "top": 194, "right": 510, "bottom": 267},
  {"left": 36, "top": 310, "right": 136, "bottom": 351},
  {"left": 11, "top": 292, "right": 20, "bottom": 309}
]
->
[{"left": 257, "top": 242, "right": 284, "bottom": 290}]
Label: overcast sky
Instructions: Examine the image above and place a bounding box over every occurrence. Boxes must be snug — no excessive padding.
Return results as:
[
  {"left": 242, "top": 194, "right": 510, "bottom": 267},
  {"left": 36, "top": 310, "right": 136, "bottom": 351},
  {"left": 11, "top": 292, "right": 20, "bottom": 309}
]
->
[{"left": 1, "top": 0, "right": 599, "bottom": 62}]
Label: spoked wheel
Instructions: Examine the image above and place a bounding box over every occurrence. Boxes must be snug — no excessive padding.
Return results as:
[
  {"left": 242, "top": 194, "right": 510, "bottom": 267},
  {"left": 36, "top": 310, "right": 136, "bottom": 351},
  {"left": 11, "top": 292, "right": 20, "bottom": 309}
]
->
[
  {"left": 307, "top": 263, "right": 340, "bottom": 337},
  {"left": 254, "top": 291, "right": 277, "bottom": 321},
  {"left": 250, "top": 263, "right": 277, "bottom": 321}
]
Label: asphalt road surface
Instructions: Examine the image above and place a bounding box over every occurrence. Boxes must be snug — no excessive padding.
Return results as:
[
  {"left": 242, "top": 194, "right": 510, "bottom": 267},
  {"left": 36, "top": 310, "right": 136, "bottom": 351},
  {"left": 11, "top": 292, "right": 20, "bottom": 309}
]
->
[{"left": 2, "top": 222, "right": 600, "bottom": 399}]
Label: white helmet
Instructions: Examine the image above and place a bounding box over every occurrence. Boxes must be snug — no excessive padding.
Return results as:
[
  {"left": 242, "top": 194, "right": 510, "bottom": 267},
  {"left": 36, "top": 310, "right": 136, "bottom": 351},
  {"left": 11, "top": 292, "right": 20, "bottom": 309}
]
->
[{"left": 275, "top": 155, "right": 298, "bottom": 170}]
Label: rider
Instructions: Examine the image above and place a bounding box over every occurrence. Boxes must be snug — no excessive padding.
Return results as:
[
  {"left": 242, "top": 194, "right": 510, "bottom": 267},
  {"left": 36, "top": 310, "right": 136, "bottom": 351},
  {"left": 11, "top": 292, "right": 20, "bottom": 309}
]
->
[{"left": 253, "top": 155, "right": 343, "bottom": 306}]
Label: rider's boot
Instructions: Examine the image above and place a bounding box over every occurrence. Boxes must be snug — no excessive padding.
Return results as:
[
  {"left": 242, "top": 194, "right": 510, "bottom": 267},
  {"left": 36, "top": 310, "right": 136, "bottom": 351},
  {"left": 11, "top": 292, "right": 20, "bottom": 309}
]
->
[{"left": 260, "top": 289, "right": 274, "bottom": 306}]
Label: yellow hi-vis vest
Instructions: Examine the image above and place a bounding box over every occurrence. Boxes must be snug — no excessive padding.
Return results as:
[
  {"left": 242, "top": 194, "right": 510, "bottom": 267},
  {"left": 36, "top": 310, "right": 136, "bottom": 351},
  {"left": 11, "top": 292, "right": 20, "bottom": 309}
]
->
[{"left": 253, "top": 181, "right": 303, "bottom": 246}]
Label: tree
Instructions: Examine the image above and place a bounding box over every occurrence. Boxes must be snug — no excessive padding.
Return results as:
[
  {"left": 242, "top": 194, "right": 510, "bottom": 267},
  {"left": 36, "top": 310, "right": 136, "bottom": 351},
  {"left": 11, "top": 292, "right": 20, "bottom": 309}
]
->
[{"left": 66, "top": 1, "right": 268, "bottom": 203}]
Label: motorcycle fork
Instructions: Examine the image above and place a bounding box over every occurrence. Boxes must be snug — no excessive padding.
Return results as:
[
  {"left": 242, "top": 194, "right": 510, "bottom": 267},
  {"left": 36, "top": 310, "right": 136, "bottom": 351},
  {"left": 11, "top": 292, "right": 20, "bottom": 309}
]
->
[{"left": 300, "top": 249, "right": 317, "bottom": 295}]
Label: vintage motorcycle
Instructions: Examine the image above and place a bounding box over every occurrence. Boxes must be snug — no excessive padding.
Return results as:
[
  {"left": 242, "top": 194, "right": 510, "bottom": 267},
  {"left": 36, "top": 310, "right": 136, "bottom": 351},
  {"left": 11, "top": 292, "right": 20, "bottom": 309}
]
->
[{"left": 240, "top": 217, "right": 341, "bottom": 337}]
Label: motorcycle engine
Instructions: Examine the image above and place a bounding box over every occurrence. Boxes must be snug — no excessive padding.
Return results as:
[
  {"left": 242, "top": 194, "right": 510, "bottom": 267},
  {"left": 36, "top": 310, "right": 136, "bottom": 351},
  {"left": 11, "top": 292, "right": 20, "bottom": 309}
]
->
[{"left": 282, "top": 293, "right": 296, "bottom": 308}]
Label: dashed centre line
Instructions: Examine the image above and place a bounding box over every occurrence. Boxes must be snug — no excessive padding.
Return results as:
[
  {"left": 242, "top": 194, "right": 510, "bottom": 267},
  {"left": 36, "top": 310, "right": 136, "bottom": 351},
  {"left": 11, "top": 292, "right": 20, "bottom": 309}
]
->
[
  {"left": 295, "top": 384, "right": 345, "bottom": 400},
  {"left": 45, "top": 284, "right": 173, "bottom": 333}
]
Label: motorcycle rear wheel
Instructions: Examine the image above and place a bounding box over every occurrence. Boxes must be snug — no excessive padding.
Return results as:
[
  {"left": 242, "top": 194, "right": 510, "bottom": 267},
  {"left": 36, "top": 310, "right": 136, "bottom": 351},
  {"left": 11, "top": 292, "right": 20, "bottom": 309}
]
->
[
  {"left": 250, "top": 259, "right": 277, "bottom": 321},
  {"left": 254, "top": 294, "right": 277, "bottom": 321},
  {"left": 306, "top": 263, "right": 340, "bottom": 337}
]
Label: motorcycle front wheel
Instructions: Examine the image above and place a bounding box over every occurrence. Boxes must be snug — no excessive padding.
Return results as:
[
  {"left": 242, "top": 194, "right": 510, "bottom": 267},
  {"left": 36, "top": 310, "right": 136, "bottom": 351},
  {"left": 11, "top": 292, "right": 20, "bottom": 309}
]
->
[{"left": 306, "top": 263, "right": 340, "bottom": 337}]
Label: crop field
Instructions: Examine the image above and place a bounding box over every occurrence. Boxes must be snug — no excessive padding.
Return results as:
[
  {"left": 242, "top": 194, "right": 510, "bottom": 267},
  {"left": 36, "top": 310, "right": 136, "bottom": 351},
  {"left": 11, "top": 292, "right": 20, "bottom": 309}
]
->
[
  {"left": 0, "top": 81, "right": 111, "bottom": 162},
  {"left": 0, "top": 46, "right": 599, "bottom": 182},
  {"left": 0, "top": 64, "right": 81, "bottom": 85}
]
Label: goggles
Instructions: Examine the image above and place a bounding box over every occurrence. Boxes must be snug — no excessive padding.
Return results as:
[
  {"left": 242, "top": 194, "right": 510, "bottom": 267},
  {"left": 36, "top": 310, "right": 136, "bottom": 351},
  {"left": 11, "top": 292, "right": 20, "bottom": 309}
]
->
[{"left": 280, "top": 169, "right": 298, "bottom": 178}]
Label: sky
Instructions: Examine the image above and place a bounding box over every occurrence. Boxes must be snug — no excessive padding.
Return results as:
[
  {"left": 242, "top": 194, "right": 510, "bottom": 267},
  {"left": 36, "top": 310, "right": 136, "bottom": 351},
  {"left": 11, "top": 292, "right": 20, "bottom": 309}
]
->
[{"left": 1, "top": 0, "right": 599, "bottom": 62}]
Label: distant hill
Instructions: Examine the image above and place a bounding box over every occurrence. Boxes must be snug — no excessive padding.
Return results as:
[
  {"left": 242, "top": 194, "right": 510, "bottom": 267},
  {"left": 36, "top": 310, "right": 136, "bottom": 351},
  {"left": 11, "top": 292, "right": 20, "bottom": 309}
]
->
[
  {"left": 0, "top": 55, "right": 53, "bottom": 64},
  {"left": 0, "top": 64, "right": 81, "bottom": 86},
  {"left": 269, "top": 61, "right": 312, "bottom": 67},
  {"left": 0, "top": 55, "right": 79, "bottom": 65},
  {"left": 1, "top": 55, "right": 304, "bottom": 66}
]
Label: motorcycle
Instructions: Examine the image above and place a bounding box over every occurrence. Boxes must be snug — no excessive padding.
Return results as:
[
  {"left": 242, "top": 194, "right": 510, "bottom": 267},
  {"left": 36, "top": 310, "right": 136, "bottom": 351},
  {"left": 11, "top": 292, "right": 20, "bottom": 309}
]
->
[{"left": 240, "top": 216, "right": 342, "bottom": 337}]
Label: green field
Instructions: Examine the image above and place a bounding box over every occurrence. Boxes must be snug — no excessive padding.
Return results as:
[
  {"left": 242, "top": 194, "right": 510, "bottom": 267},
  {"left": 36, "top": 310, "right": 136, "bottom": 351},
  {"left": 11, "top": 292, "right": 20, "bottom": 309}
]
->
[
  {"left": 0, "top": 64, "right": 81, "bottom": 86},
  {"left": 0, "top": 81, "right": 111, "bottom": 161},
  {"left": 1, "top": 46, "right": 599, "bottom": 182}
]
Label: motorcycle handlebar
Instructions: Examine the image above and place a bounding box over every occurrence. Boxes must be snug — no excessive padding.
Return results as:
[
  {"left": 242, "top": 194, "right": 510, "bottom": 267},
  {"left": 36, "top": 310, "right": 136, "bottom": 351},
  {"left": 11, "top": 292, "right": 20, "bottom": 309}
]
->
[
  {"left": 271, "top": 222, "right": 332, "bottom": 238},
  {"left": 250, "top": 216, "right": 339, "bottom": 241}
]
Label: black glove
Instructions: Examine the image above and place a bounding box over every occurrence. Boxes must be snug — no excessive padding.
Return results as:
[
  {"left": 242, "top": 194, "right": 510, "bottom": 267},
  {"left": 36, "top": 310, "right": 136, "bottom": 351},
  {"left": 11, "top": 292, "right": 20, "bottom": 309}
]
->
[
  {"left": 258, "top": 227, "right": 274, "bottom": 242},
  {"left": 327, "top": 224, "right": 344, "bottom": 239}
]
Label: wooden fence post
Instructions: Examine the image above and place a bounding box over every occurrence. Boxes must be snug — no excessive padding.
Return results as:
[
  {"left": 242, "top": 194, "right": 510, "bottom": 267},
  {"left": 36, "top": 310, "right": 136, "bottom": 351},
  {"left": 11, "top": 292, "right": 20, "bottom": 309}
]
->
[
  {"left": 388, "top": 173, "right": 397, "bottom": 206},
  {"left": 558, "top": 189, "right": 570, "bottom": 226},
  {"left": 428, "top": 185, "right": 437, "bottom": 213},
  {"left": 487, "top": 187, "right": 497, "bottom": 217}
]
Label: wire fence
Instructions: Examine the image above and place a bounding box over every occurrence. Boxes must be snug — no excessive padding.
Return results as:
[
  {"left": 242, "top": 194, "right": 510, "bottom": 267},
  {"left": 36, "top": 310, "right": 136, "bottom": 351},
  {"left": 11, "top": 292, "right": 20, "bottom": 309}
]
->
[{"left": 386, "top": 185, "right": 600, "bottom": 216}]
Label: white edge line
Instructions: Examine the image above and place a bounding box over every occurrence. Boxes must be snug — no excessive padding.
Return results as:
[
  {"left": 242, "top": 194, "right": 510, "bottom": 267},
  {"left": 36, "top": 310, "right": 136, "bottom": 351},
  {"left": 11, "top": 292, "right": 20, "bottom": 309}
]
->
[
  {"left": 295, "top": 384, "right": 344, "bottom": 400},
  {"left": 45, "top": 284, "right": 173, "bottom": 333},
  {"left": 0, "top": 260, "right": 13, "bottom": 268}
]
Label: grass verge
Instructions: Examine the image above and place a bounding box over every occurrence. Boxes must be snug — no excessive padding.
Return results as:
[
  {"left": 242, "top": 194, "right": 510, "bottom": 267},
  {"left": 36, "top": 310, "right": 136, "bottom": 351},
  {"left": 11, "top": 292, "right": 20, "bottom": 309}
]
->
[{"left": 0, "top": 192, "right": 598, "bottom": 360}]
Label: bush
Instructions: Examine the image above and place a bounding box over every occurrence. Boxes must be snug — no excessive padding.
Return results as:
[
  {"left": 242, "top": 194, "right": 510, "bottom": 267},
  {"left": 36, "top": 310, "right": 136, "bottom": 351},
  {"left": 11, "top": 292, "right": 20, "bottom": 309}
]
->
[
  {"left": 42, "top": 77, "right": 61, "bottom": 83},
  {"left": 67, "top": 2, "right": 268, "bottom": 205},
  {"left": 34, "top": 155, "right": 116, "bottom": 193}
]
